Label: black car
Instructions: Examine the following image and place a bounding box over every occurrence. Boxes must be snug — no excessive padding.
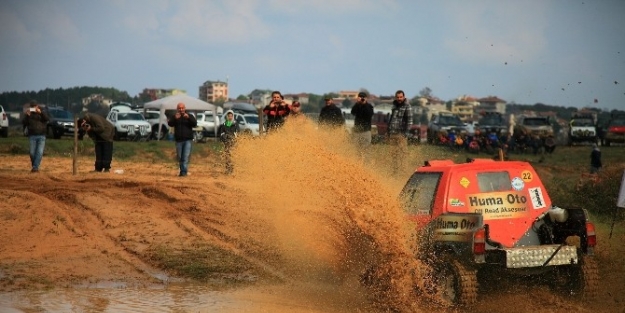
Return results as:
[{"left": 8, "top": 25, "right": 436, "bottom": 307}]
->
[{"left": 44, "top": 106, "right": 75, "bottom": 139}]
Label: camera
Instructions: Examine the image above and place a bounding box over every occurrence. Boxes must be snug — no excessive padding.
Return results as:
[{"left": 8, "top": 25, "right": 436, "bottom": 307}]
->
[{"left": 29, "top": 108, "right": 36, "bottom": 112}]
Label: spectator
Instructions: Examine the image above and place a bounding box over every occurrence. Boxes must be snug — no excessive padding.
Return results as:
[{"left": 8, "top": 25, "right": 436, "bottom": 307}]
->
[
  {"left": 263, "top": 91, "right": 290, "bottom": 131},
  {"left": 77, "top": 113, "right": 115, "bottom": 173},
  {"left": 387, "top": 90, "right": 413, "bottom": 173},
  {"left": 288, "top": 101, "right": 304, "bottom": 119},
  {"left": 318, "top": 96, "right": 345, "bottom": 128},
  {"left": 218, "top": 110, "right": 239, "bottom": 174},
  {"left": 167, "top": 102, "right": 197, "bottom": 177},
  {"left": 351, "top": 91, "right": 374, "bottom": 152},
  {"left": 22, "top": 100, "right": 49, "bottom": 173},
  {"left": 590, "top": 143, "right": 602, "bottom": 174}
]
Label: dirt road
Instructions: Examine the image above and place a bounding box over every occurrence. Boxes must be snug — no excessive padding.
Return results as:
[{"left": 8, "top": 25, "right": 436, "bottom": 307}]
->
[{"left": 1, "top": 121, "right": 624, "bottom": 312}]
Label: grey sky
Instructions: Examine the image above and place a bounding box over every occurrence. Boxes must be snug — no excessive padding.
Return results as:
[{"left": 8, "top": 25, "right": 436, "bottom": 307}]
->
[{"left": 1, "top": 0, "right": 623, "bottom": 110}]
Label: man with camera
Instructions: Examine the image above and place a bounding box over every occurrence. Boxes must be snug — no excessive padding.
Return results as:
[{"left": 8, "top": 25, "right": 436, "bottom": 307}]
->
[
  {"left": 351, "top": 91, "right": 374, "bottom": 153},
  {"left": 263, "top": 91, "right": 290, "bottom": 131},
  {"left": 77, "top": 113, "right": 115, "bottom": 173},
  {"left": 22, "top": 100, "right": 49, "bottom": 173},
  {"left": 168, "top": 102, "right": 197, "bottom": 177}
]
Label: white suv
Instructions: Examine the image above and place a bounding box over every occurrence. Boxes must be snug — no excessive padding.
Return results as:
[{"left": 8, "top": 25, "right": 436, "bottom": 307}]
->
[
  {"left": 136, "top": 109, "right": 169, "bottom": 140},
  {"left": 220, "top": 112, "right": 260, "bottom": 136},
  {"left": 106, "top": 105, "right": 151, "bottom": 141},
  {"left": 0, "top": 105, "right": 8, "bottom": 138}
]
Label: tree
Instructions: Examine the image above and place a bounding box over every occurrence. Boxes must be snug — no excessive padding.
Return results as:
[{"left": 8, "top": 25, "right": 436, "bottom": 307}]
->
[
  {"left": 419, "top": 87, "right": 432, "bottom": 98},
  {"left": 236, "top": 94, "right": 248, "bottom": 101}
]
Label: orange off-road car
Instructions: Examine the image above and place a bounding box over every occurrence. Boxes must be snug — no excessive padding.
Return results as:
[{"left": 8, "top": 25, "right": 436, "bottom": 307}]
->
[{"left": 400, "top": 158, "right": 598, "bottom": 306}]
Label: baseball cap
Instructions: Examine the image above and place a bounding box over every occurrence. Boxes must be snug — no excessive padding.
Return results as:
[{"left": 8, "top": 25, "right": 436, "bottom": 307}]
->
[
  {"left": 292, "top": 101, "right": 301, "bottom": 107},
  {"left": 358, "top": 92, "right": 367, "bottom": 98}
]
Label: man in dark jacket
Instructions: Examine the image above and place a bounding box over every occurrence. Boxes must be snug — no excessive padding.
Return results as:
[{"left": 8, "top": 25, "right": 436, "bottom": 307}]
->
[
  {"left": 387, "top": 90, "right": 413, "bottom": 174},
  {"left": 590, "top": 143, "right": 602, "bottom": 174},
  {"left": 318, "top": 96, "right": 345, "bottom": 128},
  {"left": 167, "top": 102, "right": 197, "bottom": 177},
  {"left": 22, "top": 100, "right": 49, "bottom": 172},
  {"left": 351, "top": 91, "right": 374, "bottom": 151},
  {"left": 263, "top": 91, "right": 290, "bottom": 131},
  {"left": 77, "top": 112, "right": 115, "bottom": 172},
  {"left": 218, "top": 110, "right": 239, "bottom": 174}
]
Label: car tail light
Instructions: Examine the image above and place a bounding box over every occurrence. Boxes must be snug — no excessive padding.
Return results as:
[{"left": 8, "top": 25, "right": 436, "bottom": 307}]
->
[
  {"left": 608, "top": 126, "right": 625, "bottom": 134},
  {"left": 473, "top": 227, "right": 486, "bottom": 255},
  {"left": 586, "top": 222, "right": 596, "bottom": 247}
]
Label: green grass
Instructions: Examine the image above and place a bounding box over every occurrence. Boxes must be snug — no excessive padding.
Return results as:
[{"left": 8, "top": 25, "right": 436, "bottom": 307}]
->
[{"left": 0, "top": 136, "right": 223, "bottom": 161}]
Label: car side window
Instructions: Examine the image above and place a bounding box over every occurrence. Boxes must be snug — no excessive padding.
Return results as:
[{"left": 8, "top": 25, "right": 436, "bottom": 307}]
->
[
  {"left": 237, "top": 116, "right": 244, "bottom": 124},
  {"left": 477, "top": 171, "right": 511, "bottom": 192}
]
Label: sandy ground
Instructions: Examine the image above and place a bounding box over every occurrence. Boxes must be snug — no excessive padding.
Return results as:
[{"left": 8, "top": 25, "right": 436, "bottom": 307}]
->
[{"left": 1, "top": 120, "right": 624, "bottom": 312}]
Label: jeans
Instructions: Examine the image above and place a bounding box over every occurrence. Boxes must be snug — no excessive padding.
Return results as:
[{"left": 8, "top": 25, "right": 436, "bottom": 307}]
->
[
  {"left": 29, "top": 135, "right": 46, "bottom": 170},
  {"left": 176, "top": 140, "right": 192, "bottom": 175}
]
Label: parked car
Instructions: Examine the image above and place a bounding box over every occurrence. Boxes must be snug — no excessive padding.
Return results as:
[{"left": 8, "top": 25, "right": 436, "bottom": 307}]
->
[
  {"left": 44, "top": 106, "right": 75, "bottom": 139},
  {"left": 0, "top": 104, "right": 8, "bottom": 137},
  {"left": 135, "top": 109, "right": 169, "bottom": 140},
  {"left": 476, "top": 112, "right": 508, "bottom": 135},
  {"left": 223, "top": 102, "right": 257, "bottom": 114},
  {"left": 427, "top": 111, "right": 466, "bottom": 144},
  {"left": 107, "top": 105, "right": 151, "bottom": 141},
  {"left": 196, "top": 111, "right": 220, "bottom": 138},
  {"left": 221, "top": 112, "right": 261, "bottom": 136},
  {"left": 602, "top": 111, "right": 625, "bottom": 146}
]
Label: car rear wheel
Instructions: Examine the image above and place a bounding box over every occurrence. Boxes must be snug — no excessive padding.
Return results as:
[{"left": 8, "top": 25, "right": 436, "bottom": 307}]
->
[
  {"left": 152, "top": 126, "right": 167, "bottom": 140},
  {"left": 193, "top": 131, "right": 204, "bottom": 142},
  {"left": 432, "top": 260, "right": 478, "bottom": 306}
]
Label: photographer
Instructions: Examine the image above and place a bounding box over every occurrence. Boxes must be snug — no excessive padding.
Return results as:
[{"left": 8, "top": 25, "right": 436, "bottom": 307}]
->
[
  {"left": 22, "top": 100, "right": 49, "bottom": 173},
  {"left": 167, "top": 102, "right": 197, "bottom": 177},
  {"left": 351, "top": 91, "right": 374, "bottom": 152},
  {"left": 77, "top": 113, "right": 115, "bottom": 173},
  {"left": 263, "top": 91, "right": 290, "bottom": 131},
  {"left": 218, "top": 110, "right": 239, "bottom": 174}
]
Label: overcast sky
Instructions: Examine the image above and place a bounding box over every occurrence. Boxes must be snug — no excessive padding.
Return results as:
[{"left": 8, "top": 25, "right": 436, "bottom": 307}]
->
[{"left": 1, "top": 0, "right": 624, "bottom": 110}]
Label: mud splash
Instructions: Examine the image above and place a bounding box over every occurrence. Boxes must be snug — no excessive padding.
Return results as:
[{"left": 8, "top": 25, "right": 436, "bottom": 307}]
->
[{"left": 229, "top": 119, "right": 432, "bottom": 311}]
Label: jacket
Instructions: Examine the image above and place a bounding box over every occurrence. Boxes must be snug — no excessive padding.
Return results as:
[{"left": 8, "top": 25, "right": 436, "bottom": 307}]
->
[
  {"left": 351, "top": 102, "right": 374, "bottom": 132},
  {"left": 84, "top": 113, "right": 115, "bottom": 142},
  {"left": 168, "top": 113, "right": 198, "bottom": 142},
  {"left": 263, "top": 103, "right": 290, "bottom": 129},
  {"left": 388, "top": 100, "right": 412, "bottom": 135},
  {"left": 319, "top": 104, "right": 345, "bottom": 127},
  {"left": 22, "top": 110, "right": 50, "bottom": 136},
  {"left": 218, "top": 119, "right": 240, "bottom": 145}
]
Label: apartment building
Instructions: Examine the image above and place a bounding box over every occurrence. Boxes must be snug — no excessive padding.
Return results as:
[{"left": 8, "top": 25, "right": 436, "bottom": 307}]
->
[
  {"left": 477, "top": 96, "right": 507, "bottom": 114},
  {"left": 199, "top": 80, "right": 228, "bottom": 103},
  {"left": 451, "top": 95, "right": 479, "bottom": 121}
]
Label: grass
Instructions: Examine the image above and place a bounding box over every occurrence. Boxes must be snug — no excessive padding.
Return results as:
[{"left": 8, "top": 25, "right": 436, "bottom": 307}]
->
[{"left": 0, "top": 136, "right": 223, "bottom": 161}]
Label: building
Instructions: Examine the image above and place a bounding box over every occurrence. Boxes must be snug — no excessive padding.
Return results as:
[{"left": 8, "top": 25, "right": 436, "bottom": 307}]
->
[
  {"left": 451, "top": 95, "right": 479, "bottom": 122},
  {"left": 81, "top": 94, "right": 113, "bottom": 107},
  {"left": 476, "top": 96, "right": 507, "bottom": 114},
  {"left": 140, "top": 88, "right": 186, "bottom": 101},
  {"left": 199, "top": 80, "right": 228, "bottom": 103}
]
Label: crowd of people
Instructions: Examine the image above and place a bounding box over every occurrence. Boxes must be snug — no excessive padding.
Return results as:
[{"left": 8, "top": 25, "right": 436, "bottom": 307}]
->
[{"left": 22, "top": 91, "right": 603, "bottom": 177}]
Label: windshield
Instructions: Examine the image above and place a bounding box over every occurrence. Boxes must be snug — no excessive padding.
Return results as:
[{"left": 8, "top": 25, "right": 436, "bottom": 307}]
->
[
  {"left": 400, "top": 172, "right": 441, "bottom": 215},
  {"left": 49, "top": 110, "right": 72, "bottom": 119},
  {"left": 609, "top": 119, "right": 625, "bottom": 127},
  {"left": 571, "top": 118, "right": 594, "bottom": 127},
  {"left": 439, "top": 115, "right": 463, "bottom": 126},
  {"left": 244, "top": 115, "right": 259, "bottom": 124},
  {"left": 118, "top": 113, "right": 145, "bottom": 121},
  {"left": 523, "top": 118, "right": 550, "bottom": 126},
  {"left": 478, "top": 115, "right": 504, "bottom": 126}
]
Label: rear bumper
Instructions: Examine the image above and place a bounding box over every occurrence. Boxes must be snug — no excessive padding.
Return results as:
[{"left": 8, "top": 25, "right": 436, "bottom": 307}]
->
[{"left": 504, "top": 245, "right": 577, "bottom": 268}]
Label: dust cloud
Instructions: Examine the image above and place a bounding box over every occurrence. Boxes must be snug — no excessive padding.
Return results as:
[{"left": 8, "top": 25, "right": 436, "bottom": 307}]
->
[{"left": 228, "top": 118, "right": 433, "bottom": 312}]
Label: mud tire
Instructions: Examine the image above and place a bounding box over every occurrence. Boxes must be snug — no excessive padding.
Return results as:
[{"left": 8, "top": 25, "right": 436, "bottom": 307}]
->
[
  {"left": 432, "top": 260, "right": 478, "bottom": 306},
  {"left": 559, "top": 256, "right": 599, "bottom": 299}
]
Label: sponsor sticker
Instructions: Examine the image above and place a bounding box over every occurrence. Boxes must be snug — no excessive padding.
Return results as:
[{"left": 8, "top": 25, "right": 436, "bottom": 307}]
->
[
  {"left": 449, "top": 199, "right": 465, "bottom": 207},
  {"left": 528, "top": 187, "right": 546, "bottom": 209},
  {"left": 460, "top": 177, "right": 470, "bottom": 188},
  {"left": 511, "top": 177, "right": 525, "bottom": 191}
]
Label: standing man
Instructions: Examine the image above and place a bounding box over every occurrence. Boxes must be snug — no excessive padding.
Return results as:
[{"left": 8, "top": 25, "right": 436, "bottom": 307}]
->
[
  {"left": 351, "top": 92, "right": 374, "bottom": 152},
  {"left": 387, "top": 90, "right": 413, "bottom": 174},
  {"left": 318, "top": 96, "right": 345, "bottom": 128},
  {"left": 77, "top": 113, "right": 115, "bottom": 173},
  {"left": 590, "top": 143, "right": 602, "bottom": 174},
  {"left": 263, "top": 91, "right": 290, "bottom": 131},
  {"left": 218, "top": 110, "right": 240, "bottom": 174},
  {"left": 168, "top": 102, "right": 197, "bottom": 177},
  {"left": 22, "top": 100, "right": 49, "bottom": 173}
]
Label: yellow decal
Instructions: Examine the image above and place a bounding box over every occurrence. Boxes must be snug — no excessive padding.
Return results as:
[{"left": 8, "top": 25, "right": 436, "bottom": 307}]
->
[
  {"left": 467, "top": 191, "right": 529, "bottom": 220},
  {"left": 460, "top": 177, "right": 470, "bottom": 188},
  {"left": 522, "top": 170, "right": 533, "bottom": 182}
]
